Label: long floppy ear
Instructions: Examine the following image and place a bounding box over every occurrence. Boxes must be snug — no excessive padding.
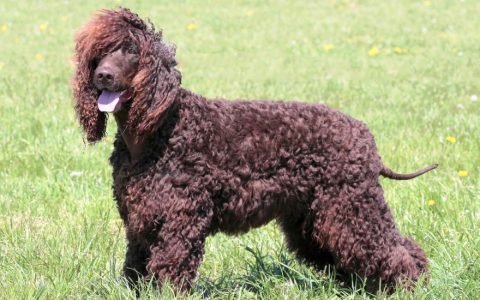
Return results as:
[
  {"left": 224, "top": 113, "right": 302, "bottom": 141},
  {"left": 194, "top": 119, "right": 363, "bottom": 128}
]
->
[
  {"left": 127, "top": 34, "right": 181, "bottom": 141},
  {"left": 71, "top": 23, "right": 106, "bottom": 143}
]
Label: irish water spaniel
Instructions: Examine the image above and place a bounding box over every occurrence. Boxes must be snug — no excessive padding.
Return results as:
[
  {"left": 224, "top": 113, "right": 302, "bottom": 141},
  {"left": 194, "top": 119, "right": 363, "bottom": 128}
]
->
[{"left": 72, "top": 8, "right": 437, "bottom": 292}]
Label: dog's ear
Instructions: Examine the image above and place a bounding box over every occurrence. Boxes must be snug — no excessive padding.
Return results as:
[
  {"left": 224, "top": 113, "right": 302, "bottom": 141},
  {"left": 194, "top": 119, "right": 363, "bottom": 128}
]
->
[
  {"left": 72, "top": 28, "right": 107, "bottom": 143},
  {"left": 128, "top": 36, "right": 181, "bottom": 141}
]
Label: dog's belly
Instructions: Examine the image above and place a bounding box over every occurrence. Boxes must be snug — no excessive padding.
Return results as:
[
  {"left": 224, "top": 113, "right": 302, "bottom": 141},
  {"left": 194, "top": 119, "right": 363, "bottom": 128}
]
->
[{"left": 213, "top": 178, "right": 310, "bottom": 234}]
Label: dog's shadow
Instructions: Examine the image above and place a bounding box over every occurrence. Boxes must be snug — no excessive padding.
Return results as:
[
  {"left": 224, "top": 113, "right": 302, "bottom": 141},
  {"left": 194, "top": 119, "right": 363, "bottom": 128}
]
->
[{"left": 194, "top": 246, "right": 376, "bottom": 298}]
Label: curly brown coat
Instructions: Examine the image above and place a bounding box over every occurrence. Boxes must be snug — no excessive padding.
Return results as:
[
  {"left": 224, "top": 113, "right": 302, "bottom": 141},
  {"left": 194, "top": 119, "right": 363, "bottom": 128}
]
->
[{"left": 72, "top": 8, "right": 434, "bottom": 292}]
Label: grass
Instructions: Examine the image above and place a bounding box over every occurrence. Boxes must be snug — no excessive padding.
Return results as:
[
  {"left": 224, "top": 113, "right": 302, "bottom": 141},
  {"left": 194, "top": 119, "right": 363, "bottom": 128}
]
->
[{"left": 0, "top": 0, "right": 479, "bottom": 298}]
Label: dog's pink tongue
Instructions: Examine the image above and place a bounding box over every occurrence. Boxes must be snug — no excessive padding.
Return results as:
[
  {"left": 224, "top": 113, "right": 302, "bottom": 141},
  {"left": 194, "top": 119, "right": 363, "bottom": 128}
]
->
[{"left": 98, "top": 90, "right": 122, "bottom": 112}]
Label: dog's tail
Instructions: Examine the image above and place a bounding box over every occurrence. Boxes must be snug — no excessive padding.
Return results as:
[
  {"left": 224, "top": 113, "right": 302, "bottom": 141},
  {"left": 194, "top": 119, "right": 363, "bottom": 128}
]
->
[{"left": 380, "top": 163, "right": 438, "bottom": 180}]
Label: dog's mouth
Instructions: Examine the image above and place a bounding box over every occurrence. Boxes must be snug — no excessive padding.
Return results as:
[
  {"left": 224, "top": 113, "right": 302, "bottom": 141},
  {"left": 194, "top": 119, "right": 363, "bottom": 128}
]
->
[{"left": 97, "top": 89, "right": 133, "bottom": 113}]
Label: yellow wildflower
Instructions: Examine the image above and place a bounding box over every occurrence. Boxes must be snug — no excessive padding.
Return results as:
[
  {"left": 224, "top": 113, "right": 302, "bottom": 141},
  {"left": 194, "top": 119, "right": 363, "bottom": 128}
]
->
[
  {"left": 427, "top": 199, "right": 435, "bottom": 207},
  {"left": 186, "top": 23, "right": 197, "bottom": 31},
  {"left": 39, "top": 23, "right": 48, "bottom": 32},
  {"left": 393, "top": 47, "right": 408, "bottom": 54},
  {"left": 244, "top": 9, "right": 254, "bottom": 17},
  {"left": 424, "top": 0, "right": 432, "bottom": 7},
  {"left": 323, "top": 43, "right": 334, "bottom": 52},
  {"left": 35, "top": 53, "right": 44, "bottom": 62},
  {"left": 446, "top": 136, "right": 456, "bottom": 143},
  {"left": 1, "top": 24, "right": 7, "bottom": 32},
  {"left": 458, "top": 170, "right": 468, "bottom": 177},
  {"left": 368, "top": 46, "right": 380, "bottom": 57}
]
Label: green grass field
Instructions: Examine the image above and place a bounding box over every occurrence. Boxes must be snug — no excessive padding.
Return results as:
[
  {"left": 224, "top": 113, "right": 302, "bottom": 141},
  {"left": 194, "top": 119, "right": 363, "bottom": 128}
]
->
[{"left": 1, "top": 0, "right": 479, "bottom": 298}]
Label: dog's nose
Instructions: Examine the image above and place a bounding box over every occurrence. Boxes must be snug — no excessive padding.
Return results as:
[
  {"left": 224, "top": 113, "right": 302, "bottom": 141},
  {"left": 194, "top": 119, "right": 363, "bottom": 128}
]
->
[{"left": 94, "top": 68, "right": 115, "bottom": 86}]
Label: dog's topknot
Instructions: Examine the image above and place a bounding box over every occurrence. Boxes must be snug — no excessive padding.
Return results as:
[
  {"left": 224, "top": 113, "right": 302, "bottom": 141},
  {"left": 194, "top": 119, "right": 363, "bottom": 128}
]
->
[{"left": 72, "top": 8, "right": 181, "bottom": 143}]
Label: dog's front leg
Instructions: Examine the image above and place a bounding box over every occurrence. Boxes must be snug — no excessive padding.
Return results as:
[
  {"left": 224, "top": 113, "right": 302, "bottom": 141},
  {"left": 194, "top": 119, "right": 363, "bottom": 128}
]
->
[
  {"left": 145, "top": 189, "right": 213, "bottom": 291},
  {"left": 123, "top": 230, "right": 150, "bottom": 285}
]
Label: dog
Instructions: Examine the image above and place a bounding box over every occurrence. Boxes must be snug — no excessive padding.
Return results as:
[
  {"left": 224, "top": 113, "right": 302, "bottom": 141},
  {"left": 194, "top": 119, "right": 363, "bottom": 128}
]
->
[{"left": 72, "top": 8, "right": 436, "bottom": 292}]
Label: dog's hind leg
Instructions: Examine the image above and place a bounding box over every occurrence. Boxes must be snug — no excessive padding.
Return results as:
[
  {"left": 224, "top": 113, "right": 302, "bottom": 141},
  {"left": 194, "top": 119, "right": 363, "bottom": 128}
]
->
[
  {"left": 278, "top": 213, "right": 335, "bottom": 270},
  {"left": 310, "top": 179, "right": 428, "bottom": 290}
]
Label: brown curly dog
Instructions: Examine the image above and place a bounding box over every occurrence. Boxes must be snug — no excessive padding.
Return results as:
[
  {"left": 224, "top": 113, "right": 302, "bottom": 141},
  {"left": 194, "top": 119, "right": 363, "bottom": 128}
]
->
[{"left": 72, "top": 8, "right": 437, "bottom": 293}]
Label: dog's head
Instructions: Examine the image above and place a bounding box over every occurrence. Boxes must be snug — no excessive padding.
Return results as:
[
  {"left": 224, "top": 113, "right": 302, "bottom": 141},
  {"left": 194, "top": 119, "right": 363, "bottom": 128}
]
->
[{"left": 72, "top": 8, "right": 181, "bottom": 143}]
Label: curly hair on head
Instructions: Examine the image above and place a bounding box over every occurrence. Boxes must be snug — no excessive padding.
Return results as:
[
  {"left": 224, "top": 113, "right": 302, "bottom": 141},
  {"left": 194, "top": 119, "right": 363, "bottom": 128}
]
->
[{"left": 72, "top": 8, "right": 180, "bottom": 143}]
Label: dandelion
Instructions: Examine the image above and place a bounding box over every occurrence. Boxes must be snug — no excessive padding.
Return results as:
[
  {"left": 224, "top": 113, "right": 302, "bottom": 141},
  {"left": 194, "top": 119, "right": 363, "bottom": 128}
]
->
[
  {"left": 244, "top": 9, "right": 254, "bottom": 17},
  {"left": 471, "top": 95, "right": 478, "bottom": 102},
  {"left": 393, "top": 47, "right": 408, "bottom": 54},
  {"left": 427, "top": 199, "right": 435, "bottom": 207},
  {"left": 446, "top": 136, "right": 456, "bottom": 143},
  {"left": 368, "top": 46, "right": 380, "bottom": 57},
  {"left": 424, "top": 0, "right": 432, "bottom": 7},
  {"left": 1, "top": 24, "right": 7, "bottom": 33},
  {"left": 323, "top": 43, "right": 334, "bottom": 52},
  {"left": 186, "top": 23, "right": 197, "bottom": 31},
  {"left": 39, "top": 23, "right": 48, "bottom": 32},
  {"left": 458, "top": 170, "right": 468, "bottom": 177},
  {"left": 35, "top": 53, "right": 44, "bottom": 62}
]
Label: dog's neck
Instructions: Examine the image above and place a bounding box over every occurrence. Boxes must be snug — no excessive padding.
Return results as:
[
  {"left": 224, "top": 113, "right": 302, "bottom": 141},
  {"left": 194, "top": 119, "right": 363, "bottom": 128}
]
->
[{"left": 113, "top": 109, "right": 143, "bottom": 162}]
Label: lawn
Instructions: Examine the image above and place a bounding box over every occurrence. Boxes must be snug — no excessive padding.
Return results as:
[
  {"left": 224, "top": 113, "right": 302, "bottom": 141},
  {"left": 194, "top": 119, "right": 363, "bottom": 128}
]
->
[{"left": 0, "top": 0, "right": 479, "bottom": 299}]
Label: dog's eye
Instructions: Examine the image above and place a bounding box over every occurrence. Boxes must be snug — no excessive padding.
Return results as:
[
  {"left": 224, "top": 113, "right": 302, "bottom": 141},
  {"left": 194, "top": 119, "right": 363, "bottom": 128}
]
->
[
  {"left": 91, "top": 58, "right": 100, "bottom": 68},
  {"left": 126, "top": 45, "right": 139, "bottom": 55}
]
